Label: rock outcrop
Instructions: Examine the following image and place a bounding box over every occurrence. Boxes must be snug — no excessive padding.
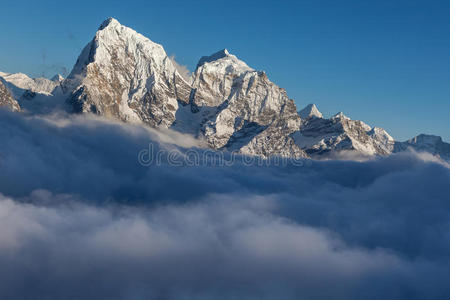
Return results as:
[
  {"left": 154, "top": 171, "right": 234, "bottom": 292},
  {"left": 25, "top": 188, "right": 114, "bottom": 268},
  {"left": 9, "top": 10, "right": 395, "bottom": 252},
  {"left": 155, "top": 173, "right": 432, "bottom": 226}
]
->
[{"left": 0, "top": 80, "right": 20, "bottom": 111}]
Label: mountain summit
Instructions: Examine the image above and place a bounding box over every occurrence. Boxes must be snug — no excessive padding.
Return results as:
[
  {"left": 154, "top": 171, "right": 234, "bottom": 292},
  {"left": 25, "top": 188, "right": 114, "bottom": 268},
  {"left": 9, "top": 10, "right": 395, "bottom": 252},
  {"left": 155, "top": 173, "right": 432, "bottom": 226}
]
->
[
  {"left": 299, "top": 104, "right": 323, "bottom": 120},
  {"left": 63, "top": 17, "right": 191, "bottom": 126}
]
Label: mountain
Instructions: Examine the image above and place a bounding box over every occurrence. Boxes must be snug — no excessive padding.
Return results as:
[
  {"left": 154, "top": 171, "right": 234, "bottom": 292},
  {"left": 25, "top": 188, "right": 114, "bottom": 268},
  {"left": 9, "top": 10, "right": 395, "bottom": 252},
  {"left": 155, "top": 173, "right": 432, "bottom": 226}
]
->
[
  {"left": 0, "top": 80, "right": 20, "bottom": 111},
  {"left": 292, "top": 105, "right": 395, "bottom": 158},
  {"left": 1, "top": 17, "right": 448, "bottom": 161},
  {"left": 63, "top": 19, "right": 306, "bottom": 158},
  {"left": 394, "top": 134, "right": 450, "bottom": 161},
  {"left": 0, "top": 71, "right": 60, "bottom": 99},
  {"left": 0, "top": 71, "right": 65, "bottom": 114},
  {"left": 63, "top": 17, "right": 191, "bottom": 127},
  {"left": 299, "top": 103, "right": 323, "bottom": 120},
  {"left": 59, "top": 18, "right": 448, "bottom": 160},
  {"left": 187, "top": 49, "right": 305, "bottom": 158}
]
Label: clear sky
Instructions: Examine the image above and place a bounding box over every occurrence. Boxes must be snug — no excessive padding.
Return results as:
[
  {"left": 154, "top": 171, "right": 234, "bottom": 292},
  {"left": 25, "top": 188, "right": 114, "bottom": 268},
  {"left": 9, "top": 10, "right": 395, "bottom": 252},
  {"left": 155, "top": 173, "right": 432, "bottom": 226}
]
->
[{"left": 0, "top": 0, "right": 449, "bottom": 141}]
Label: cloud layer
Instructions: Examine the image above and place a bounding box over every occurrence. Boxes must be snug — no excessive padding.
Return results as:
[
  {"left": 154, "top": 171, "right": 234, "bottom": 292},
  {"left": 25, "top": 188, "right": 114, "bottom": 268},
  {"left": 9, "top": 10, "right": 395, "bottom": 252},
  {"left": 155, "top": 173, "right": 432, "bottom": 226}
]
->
[{"left": 0, "top": 110, "right": 449, "bottom": 299}]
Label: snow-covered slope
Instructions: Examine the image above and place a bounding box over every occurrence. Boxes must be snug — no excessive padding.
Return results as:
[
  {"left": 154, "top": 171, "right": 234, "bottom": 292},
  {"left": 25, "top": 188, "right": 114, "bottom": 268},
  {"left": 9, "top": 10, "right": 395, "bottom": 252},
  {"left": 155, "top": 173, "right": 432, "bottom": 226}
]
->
[
  {"left": 63, "top": 17, "right": 191, "bottom": 127},
  {"left": 0, "top": 80, "right": 20, "bottom": 111},
  {"left": 292, "top": 105, "right": 394, "bottom": 158},
  {"left": 394, "top": 134, "right": 450, "bottom": 161}
]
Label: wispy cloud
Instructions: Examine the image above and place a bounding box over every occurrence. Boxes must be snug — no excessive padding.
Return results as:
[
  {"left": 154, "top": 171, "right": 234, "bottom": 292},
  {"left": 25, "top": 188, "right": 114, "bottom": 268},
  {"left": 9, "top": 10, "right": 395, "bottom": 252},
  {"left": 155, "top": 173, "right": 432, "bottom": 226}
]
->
[{"left": 169, "top": 54, "right": 191, "bottom": 81}]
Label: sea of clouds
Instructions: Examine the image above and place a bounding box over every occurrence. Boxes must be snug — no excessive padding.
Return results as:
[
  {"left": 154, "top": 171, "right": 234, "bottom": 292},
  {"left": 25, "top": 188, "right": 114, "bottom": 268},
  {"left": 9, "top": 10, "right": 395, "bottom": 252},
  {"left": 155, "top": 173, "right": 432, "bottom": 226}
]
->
[{"left": 0, "top": 109, "right": 449, "bottom": 300}]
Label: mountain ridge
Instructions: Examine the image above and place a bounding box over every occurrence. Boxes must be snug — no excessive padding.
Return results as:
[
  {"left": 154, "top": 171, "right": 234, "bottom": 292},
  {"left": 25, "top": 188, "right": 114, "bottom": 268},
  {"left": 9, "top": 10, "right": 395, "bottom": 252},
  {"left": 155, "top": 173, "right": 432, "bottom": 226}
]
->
[{"left": 1, "top": 17, "right": 448, "bottom": 161}]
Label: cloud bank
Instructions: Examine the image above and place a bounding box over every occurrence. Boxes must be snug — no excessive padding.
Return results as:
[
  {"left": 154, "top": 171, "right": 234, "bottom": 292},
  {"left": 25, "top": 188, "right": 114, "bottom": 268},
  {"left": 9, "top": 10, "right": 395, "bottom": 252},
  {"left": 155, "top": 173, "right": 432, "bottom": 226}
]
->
[{"left": 0, "top": 109, "right": 449, "bottom": 299}]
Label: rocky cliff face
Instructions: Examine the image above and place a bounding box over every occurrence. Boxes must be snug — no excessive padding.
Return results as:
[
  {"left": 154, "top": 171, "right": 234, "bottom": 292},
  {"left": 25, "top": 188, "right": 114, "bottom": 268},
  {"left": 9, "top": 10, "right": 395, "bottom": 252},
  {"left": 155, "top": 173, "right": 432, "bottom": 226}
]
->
[
  {"left": 63, "top": 18, "right": 191, "bottom": 127},
  {"left": 0, "top": 80, "right": 20, "bottom": 111}
]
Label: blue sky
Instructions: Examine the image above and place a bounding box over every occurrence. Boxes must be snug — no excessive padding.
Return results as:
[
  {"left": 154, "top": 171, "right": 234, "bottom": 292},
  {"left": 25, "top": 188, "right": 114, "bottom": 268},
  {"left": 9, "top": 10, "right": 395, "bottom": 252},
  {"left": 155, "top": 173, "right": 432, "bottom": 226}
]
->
[{"left": 0, "top": 0, "right": 449, "bottom": 141}]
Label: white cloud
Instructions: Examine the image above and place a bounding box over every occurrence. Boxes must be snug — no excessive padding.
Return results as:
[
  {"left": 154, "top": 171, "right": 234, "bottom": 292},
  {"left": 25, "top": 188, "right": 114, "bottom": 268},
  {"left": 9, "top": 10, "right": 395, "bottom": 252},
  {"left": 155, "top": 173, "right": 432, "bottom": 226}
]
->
[
  {"left": 0, "top": 110, "right": 449, "bottom": 299},
  {"left": 169, "top": 54, "right": 192, "bottom": 81}
]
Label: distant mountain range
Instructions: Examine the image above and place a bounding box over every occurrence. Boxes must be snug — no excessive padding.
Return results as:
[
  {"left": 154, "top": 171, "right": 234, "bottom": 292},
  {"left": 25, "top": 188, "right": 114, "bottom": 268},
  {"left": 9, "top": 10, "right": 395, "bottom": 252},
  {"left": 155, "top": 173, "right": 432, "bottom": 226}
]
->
[{"left": 0, "top": 18, "right": 448, "bottom": 161}]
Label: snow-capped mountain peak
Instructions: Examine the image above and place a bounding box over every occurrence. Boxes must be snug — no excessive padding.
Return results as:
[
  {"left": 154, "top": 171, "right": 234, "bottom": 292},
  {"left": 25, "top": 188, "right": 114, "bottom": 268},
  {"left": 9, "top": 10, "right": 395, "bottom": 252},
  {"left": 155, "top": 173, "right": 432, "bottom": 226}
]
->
[
  {"left": 0, "top": 72, "right": 58, "bottom": 96},
  {"left": 195, "top": 49, "right": 254, "bottom": 78},
  {"left": 92, "top": 17, "right": 167, "bottom": 67},
  {"left": 331, "top": 112, "right": 350, "bottom": 121},
  {"left": 64, "top": 17, "right": 191, "bottom": 126},
  {"left": 98, "top": 17, "right": 120, "bottom": 30},
  {"left": 299, "top": 103, "right": 323, "bottom": 119},
  {"left": 197, "top": 49, "right": 231, "bottom": 67}
]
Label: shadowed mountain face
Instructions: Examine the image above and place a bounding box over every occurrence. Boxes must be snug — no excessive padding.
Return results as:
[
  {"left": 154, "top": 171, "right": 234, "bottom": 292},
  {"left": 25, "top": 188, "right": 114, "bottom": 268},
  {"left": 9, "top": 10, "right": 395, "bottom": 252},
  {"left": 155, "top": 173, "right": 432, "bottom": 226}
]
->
[{"left": 0, "top": 80, "right": 20, "bottom": 111}]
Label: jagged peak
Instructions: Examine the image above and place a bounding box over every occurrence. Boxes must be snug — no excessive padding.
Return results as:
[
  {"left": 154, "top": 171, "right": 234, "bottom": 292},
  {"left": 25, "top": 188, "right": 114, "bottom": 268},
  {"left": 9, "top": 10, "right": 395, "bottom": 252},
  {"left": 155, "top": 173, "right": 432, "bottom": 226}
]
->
[
  {"left": 93, "top": 17, "right": 162, "bottom": 51},
  {"left": 330, "top": 112, "right": 373, "bottom": 131},
  {"left": 197, "top": 49, "right": 230, "bottom": 67},
  {"left": 299, "top": 103, "right": 323, "bottom": 119},
  {"left": 331, "top": 112, "right": 350, "bottom": 121},
  {"left": 67, "top": 17, "right": 168, "bottom": 81},
  {"left": 196, "top": 49, "right": 253, "bottom": 74},
  {"left": 98, "top": 17, "right": 120, "bottom": 30}
]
